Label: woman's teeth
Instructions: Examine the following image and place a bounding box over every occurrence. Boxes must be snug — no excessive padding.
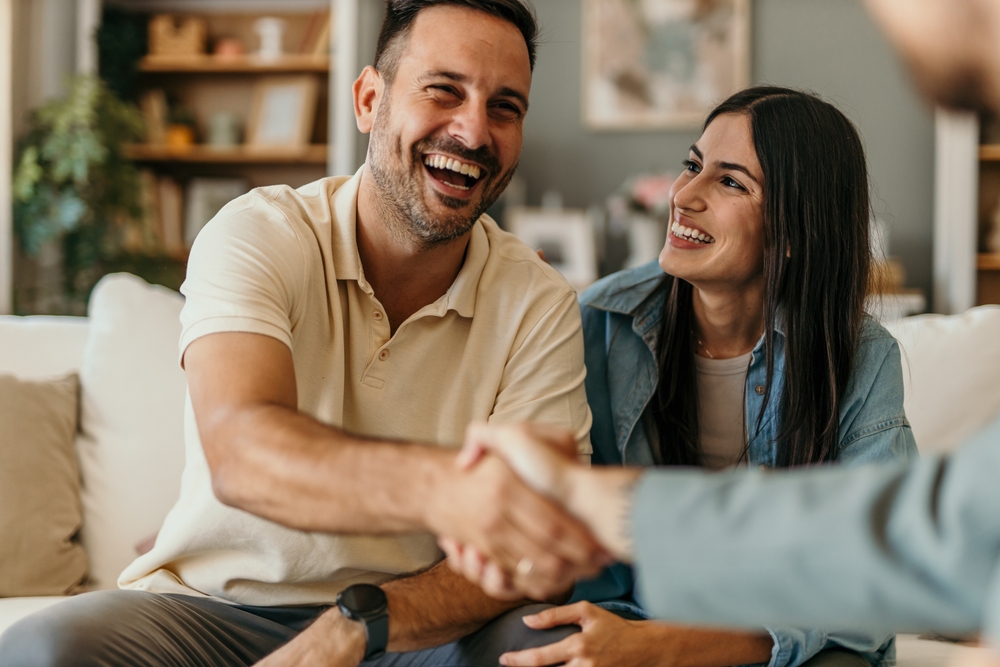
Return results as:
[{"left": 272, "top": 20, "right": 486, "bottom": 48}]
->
[{"left": 671, "top": 222, "right": 715, "bottom": 244}]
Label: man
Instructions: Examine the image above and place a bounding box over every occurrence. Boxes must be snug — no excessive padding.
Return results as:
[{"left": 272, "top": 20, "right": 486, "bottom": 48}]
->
[
  {"left": 0, "top": 2, "right": 608, "bottom": 666},
  {"left": 438, "top": 0, "right": 1000, "bottom": 651}
]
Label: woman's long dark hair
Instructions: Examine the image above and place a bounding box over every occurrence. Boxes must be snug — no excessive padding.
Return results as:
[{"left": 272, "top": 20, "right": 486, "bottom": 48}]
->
[{"left": 649, "top": 86, "right": 872, "bottom": 468}]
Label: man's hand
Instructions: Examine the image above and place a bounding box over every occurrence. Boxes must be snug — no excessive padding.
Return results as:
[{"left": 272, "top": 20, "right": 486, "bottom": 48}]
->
[
  {"left": 426, "top": 445, "right": 610, "bottom": 602},
  {"left": 254, "top": 608, "right": 365, "bottom": 667},
  {"left": 440, "top": 422, "right": 642, "bottom": 599}
]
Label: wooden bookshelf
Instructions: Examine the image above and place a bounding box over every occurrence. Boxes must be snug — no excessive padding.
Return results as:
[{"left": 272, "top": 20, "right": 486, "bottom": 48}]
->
[
  {"left": 978, "top": 253, "right": 1000, "bottom": 270},
  {"left": 125, "top": 144, "right": 329, "bottom": 164},
  {"left": 139, "top": 55, "right": 330, "bottom": 74}
]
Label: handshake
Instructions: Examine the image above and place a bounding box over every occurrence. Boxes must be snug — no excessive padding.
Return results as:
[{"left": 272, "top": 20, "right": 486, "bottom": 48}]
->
[{"left": 430, "top": 422, "right": 642, "bottom": 601}]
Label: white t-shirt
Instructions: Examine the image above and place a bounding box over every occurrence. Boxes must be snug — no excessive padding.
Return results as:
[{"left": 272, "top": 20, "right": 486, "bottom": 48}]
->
[
  {"left": 695, "top": 351, "right": 752, "bottom": 470},
  {"left": 118, "top": 168, "right": 592, "bottom": 606}
]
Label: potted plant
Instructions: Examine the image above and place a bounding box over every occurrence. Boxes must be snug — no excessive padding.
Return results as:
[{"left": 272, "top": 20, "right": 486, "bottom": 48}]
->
[{"left": 12, "top": 75, "right": 154, "bottom": 314}]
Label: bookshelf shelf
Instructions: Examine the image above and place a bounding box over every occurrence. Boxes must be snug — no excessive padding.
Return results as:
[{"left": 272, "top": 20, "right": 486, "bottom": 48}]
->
[
  {"left": 978, "top": 253, "right": 1000, "bottom": 270},
  {"left": 139, "top": 55, "right": 330, "bottom": 74},
  {"left": 125, "top": 144, "right": 329, "bottom": 164}
]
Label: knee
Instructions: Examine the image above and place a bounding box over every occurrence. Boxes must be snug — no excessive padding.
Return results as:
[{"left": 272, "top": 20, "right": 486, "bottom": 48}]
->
[
  {"left": 0, "top": 611, "right": 88, "bottom": 667},
  {"left": 0, "top": 591, "right": 153, "bottom": 667}
]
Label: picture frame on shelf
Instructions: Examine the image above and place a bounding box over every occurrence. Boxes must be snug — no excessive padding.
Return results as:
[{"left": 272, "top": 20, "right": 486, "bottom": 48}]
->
[
  {"left": 506, "top": 207, "right": 598, "bottom": 292},
  {"left": 246, "top": 75, "right": 319, "bottom": 148},
  {"left": 582, "top": 0, "right": 751, "bottom": 130}
]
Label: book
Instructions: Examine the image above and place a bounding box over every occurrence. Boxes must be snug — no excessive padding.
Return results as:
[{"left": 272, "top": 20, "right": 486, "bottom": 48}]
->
[
  {"left": 184, "top": 178, "right": 250, "bottom": 247},
  {"left": 139, "top": 89, "right": 168, "bottom": 145},
  {"left": 158, "top": 176, "right": 185, "bottom": 256}
]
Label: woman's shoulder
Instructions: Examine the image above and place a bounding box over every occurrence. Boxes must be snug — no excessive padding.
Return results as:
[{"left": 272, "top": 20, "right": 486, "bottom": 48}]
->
[
  {"left": 580, "top": 261, "right": 665, "bottom": 314},
  {"left": 857, "top": 314, "right": 901, "bottom": 360}
]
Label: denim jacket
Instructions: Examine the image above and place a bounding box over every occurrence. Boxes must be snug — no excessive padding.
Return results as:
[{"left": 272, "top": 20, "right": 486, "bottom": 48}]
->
[{"left": 572, "top": 262, "right": 918, "bottom": 667}]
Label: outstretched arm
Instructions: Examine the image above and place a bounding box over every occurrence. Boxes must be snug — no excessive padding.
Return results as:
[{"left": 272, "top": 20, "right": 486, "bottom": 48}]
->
[
  {"left": 184, "top": 332, "right": 607, "bottom": 587},
  {"left": 447, "top": 418, "right": 1000, "bottom": 641}
]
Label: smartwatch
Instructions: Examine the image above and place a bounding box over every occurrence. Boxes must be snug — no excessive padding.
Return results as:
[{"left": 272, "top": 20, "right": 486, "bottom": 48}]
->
[{"left": 336, "top": 583, "right": 389, "bottom": 660}]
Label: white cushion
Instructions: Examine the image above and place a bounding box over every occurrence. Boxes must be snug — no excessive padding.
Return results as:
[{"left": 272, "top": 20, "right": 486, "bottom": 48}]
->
[
  {"left": 0, "top": 596, "right": 70, "bottom": 636},
  {"left": 0, "top": 316, "right": 88, "bottom": 379},
  {"left": 885, "top": 305, "right": 1000, "bottom": 455},
  {"left": 77, "top": 274, "right": 187, "bottom": 590}
]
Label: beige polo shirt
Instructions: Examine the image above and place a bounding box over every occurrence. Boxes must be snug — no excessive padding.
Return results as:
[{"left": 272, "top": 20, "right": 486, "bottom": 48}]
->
[{"left": 118, "top": 169, "right": 592, "bottom": 607}]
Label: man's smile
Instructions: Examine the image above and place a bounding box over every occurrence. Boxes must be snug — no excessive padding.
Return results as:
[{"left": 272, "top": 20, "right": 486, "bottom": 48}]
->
[{"left": 422, "top": 153, "right": 485, "bottom": 192}]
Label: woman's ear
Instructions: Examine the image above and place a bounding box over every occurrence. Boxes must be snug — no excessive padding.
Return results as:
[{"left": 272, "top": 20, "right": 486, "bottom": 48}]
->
[{"left": 354, "top": 66, "right": 383, "bottom": 134}]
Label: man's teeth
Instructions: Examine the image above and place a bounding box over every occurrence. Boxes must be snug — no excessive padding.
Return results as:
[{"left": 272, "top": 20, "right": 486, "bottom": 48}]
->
[
  {"left": 671, "top": 222, "right": 715, "bottom": 244},
  {"left": 423, "top": 154, "right": 482, "bottom": 180}
]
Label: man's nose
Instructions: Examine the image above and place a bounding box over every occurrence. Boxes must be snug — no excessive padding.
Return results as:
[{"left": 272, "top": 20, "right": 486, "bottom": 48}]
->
[{"left": 449, "top": 101, "right": 491, "bottom": 150}]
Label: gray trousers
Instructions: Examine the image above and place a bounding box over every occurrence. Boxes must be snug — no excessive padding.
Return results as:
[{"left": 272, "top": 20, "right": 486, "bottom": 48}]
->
[{"left": 0, "top": 590, "right": 577, "bottom": 667}]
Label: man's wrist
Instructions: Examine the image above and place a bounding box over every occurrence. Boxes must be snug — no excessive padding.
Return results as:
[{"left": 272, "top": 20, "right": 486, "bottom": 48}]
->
[{"left": 318, "top": 607, "right": 367, "bottom": 665}]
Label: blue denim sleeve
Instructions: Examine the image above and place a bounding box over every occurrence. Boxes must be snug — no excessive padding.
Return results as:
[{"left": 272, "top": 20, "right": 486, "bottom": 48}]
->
[{"left": 765, "top": 628, "right": 896, "bottom": 667}]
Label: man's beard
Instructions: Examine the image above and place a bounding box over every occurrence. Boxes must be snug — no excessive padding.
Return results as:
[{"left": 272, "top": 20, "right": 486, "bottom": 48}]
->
[{"left": 367, "top": 99, "right": 517, "bottom": 249}]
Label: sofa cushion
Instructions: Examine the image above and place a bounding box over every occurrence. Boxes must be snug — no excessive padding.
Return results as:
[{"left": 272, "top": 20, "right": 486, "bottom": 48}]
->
[
  {"left": 885, "top": 305, "right": 1000, "bottom": 455},
  {"left": 77, "top": 274, "right": 187, "bottom": 590},
  {"left": 0, "top": 374, "right": 87, "bottom": 597},
  {"left": 0, "top": 316, "right": 88, "bottom": 379}
]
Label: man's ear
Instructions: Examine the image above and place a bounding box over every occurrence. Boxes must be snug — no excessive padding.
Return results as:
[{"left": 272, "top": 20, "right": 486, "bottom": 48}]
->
[{"left": 354, "top": 66, "right": 383, "bottom": 134}]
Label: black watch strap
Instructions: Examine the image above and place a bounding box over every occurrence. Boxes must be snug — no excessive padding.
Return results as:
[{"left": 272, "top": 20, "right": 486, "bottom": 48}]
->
[
  {"left": 362, "top": 612, "right": 389, "bottom": 660},
  {"left": 337, "top": 584, "right": 389, "bottom": 661}
]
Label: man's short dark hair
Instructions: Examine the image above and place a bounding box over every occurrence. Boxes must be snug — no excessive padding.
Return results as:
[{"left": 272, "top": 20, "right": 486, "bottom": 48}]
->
[{"left": 374, "top": 0, "right": 538, "bottom": 82}]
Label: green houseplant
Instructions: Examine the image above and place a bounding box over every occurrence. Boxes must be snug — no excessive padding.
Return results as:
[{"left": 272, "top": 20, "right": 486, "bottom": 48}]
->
[{"left": 11, "top": 75, "right": 177, "bottom": 314}]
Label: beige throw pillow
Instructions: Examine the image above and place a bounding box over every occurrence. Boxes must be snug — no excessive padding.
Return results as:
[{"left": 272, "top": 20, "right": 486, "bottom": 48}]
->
[{"left": 0, "top": 373, "right": 88, "bottom": 596}]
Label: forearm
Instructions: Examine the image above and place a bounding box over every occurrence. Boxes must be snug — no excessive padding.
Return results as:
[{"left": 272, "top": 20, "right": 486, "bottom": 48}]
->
[
  {"left": 631, "top": 426, "right": 1000, "bottom": 634},
  {"left": 383, "top": 561, "right": 530, "bottom": 652},
  {"left": 208, "top": 403, "right": 452, "bottom": 534},
  {"left": 643, "top": 625, "right": 772, "bottom": 667}
]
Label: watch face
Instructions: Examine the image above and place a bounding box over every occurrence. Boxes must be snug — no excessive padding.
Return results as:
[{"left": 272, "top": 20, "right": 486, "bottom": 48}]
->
[{"left": 339, "top": 584, "right": 387, "bottom": 615}]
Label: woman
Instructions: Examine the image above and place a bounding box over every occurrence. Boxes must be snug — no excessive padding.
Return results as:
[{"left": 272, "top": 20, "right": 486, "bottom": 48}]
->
[{"left": 497, "top": 86, "right": 917, "bottom": 667}]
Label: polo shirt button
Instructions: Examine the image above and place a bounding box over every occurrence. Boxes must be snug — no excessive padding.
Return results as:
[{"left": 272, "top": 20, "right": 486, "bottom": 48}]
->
[
  {"left": 754, "top": 385, "right": 765, "bottom": 395},
  {"left": 378, "top": 349, "right": 389, "bottom": 361},
  {"left": 373, "top": 311, "right": 383, "bottom": 320},
  {"left": 758, "top": 464, "right": 769, "bottom": 471}
]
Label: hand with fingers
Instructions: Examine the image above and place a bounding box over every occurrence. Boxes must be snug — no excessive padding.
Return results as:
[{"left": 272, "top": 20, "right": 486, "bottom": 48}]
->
[
  {"left": 424, "top": 435, "right": 611, "bottom": 602},
  {"left": 440, "top": 421, "right": 641, "bottom": 599},
  {"left": 497, "top": 601, "right": 661, "bottom": 667}
]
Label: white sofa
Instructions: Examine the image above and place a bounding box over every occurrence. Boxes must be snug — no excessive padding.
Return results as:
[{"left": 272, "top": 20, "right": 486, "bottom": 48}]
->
[{"left": 1, "top": 272, "right": 999, "bottom": 667}]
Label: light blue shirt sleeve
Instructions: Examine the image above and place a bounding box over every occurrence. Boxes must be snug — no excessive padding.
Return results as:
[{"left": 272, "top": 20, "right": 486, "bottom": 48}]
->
[
  {"left": 761, "top": 328, "right": 917, "bottom": 667},
  {"left": 630, "top": 411, "right": 1000, "bottom": 641}
]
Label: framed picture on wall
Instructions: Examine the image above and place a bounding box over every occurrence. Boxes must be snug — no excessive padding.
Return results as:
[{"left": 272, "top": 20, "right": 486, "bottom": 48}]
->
[
  {"left": 506, "top": 207, "right": 598, "bottom": 292},
  {"left": 246, "top": 76, "right": 319, "bottom": 148},
  {"left": 582, "top": 0, "right": 751, "bottom": 130}
]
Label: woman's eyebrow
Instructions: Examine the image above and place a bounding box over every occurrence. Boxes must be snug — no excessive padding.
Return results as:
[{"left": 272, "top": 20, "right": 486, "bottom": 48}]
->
[
  {"left": 717, "top": 161, "right": 761, "bottom": 186},
  {"left": 690, "top": 144, "right": 761, "bottom": 186}
]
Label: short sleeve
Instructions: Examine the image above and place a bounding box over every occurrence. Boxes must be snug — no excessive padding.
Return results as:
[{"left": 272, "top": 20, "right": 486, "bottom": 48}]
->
[
  {"left": 488, "top": 289, "right": 593, "bottom": 459},
  {"left": 178, "top": 192, "right": 308, "bottom": 364}
]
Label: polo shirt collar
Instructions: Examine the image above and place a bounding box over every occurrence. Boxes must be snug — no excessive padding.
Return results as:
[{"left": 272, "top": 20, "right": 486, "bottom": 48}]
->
[{"left": 331, "top": 164, "right": 487, "bottom": 319}]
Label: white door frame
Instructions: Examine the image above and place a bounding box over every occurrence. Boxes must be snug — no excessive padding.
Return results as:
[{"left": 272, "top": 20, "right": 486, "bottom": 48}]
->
[
  {"left": 933, "top": 108, "right": 979, "bottom": 314},
  {"left": 0, "top": 0, "right": 12, "bottom": 314}
]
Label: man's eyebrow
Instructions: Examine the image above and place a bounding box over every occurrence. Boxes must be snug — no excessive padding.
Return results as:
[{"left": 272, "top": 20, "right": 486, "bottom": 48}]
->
[{"left": 419, "top": 70, "right": 529, "bottom": 111}]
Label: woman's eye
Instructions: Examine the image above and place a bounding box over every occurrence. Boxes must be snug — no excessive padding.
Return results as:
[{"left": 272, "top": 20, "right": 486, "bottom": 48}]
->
[
  {"left": 722, "top": 176, "right": 745, "bottom": 190},
  {"left": 682, "top": 159, "right": 700, "bottom": 173}
]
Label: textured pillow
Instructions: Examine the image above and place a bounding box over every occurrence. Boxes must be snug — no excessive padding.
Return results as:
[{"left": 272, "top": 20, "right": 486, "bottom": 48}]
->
[
  {"left": 0, "top": 373, "right": 88, "bottom": 596},
  {"left": 77, "top": 273, "right": 186, "bottom": 590}
]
